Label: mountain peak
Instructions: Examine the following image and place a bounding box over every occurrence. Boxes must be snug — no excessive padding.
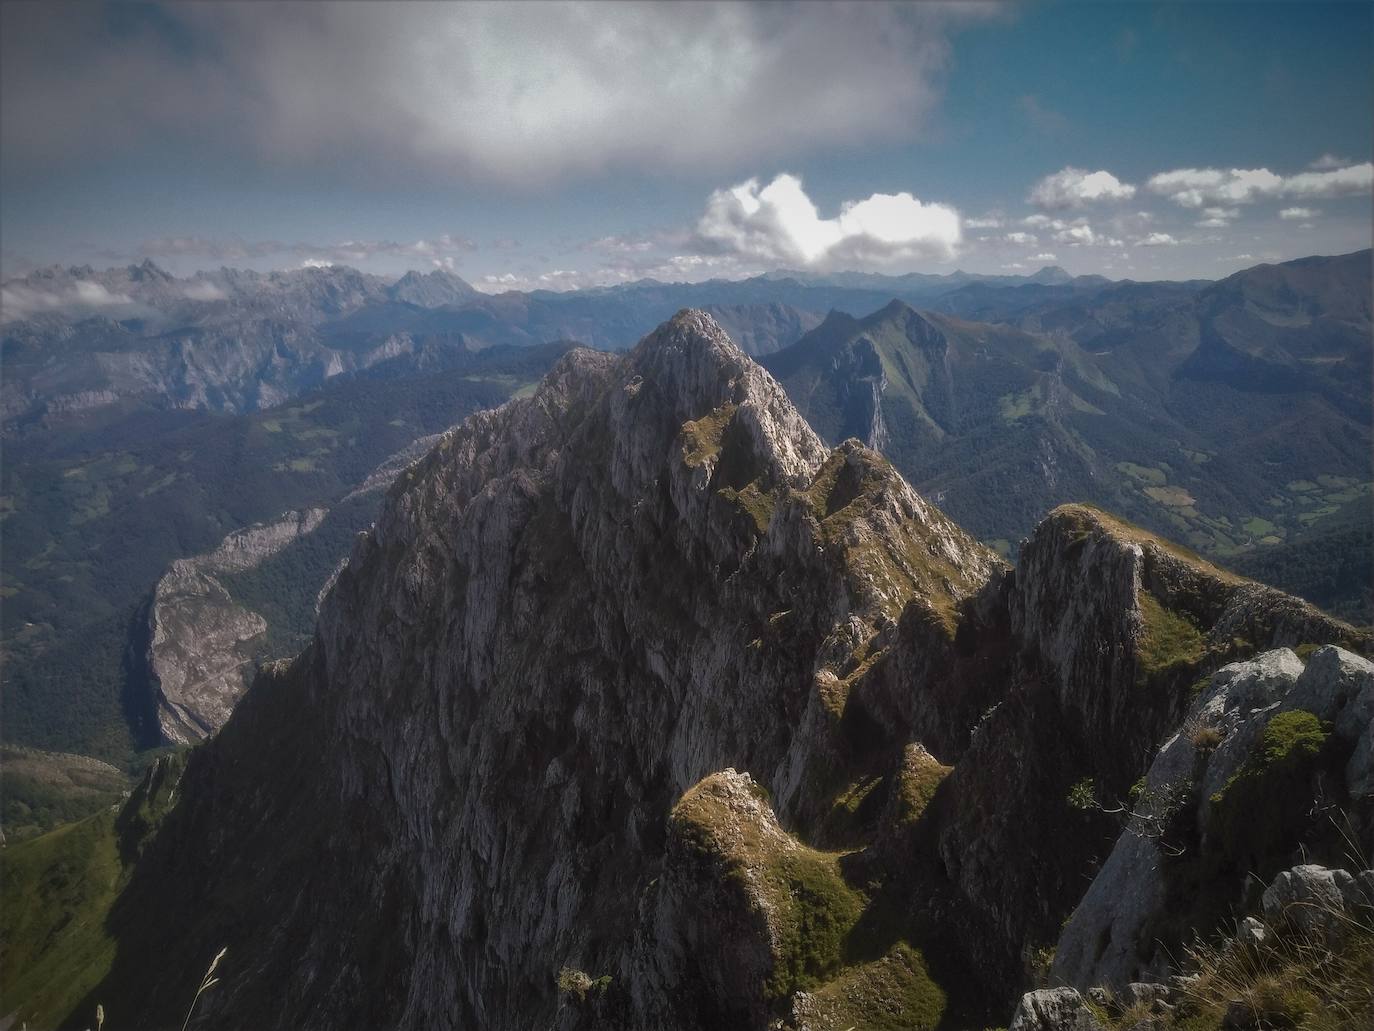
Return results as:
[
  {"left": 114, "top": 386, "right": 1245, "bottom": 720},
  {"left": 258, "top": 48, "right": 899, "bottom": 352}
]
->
[
  {"left": 1029, "top": 264, "right": 1072, "bottom": 285},
  {"left": 387, "top": 266, "right": 477, "bottom": 306}
]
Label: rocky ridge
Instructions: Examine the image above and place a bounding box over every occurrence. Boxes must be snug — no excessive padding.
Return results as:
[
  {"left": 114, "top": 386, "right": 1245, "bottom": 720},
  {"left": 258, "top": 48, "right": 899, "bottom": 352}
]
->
[{"left": 60, "top": 311, "right": 1370, "bottom": 1031}]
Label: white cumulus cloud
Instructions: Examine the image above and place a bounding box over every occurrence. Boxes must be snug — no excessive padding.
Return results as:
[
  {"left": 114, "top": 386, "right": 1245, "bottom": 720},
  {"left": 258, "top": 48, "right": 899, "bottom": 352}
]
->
[
  {"left": 1029, "top": 167, "right": 1136, "bottom": 209},
  {"left": 1279, "top": 207, "right": 1320, "bottom": 220},
  {"left": 1137, "top": 233, "right": 1179, "bottom": 247},
  {"left": 1028, "top": 252, "right": 1057, "bottom": 262},
  {"left": 1004, "top": 231, "right": 1038, "bottom": 245},
  {"left": 694, "top": 173, "right": 962, "bottom": 268}
]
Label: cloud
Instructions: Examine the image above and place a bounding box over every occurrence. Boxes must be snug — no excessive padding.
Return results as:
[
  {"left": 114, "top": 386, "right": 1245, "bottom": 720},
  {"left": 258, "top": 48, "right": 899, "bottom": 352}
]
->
[
  {"left": 1004, "top": 232, "right": 1037, "bottom": 245},
  {"left": 1145, "top": 167, "right": 1283, "bottom": 208},
  {"left": 1147, "top": 163, "right": 1372, "bottom": 207},
  {"left": 1279, "top": 207, "right": 1320, "bottom": 220},
  {"left": 1281, "top": 162, "right": 1373, "bottom": 199},
  {"left": 181, "top": 280, "right": 229, "bottom": 302},
  {"left": 1137, "top": 233, "right": 1179, "bottom": 247},
  {"left": 1045, "top": 221, "right": 1123, "bottom": 248},
  {"left": 694, "top": 173, "right": 962, "bottom": 268},
  {"left": 1029, "top": 167, "right": 1136, "bottom": 209},
  {"left": 1309, "top": 153, "right": 1353, "bottom": 170},
  {"left": 125, "top": 234, "right": 476, "bottom": 268},
  {"left": 0, "top": 280, "right": 138, "bottom": 323},
  {"left": 1028, "top": 252, "right": 1057, "bottom": 262},
  {"left": 2, "top": 1, "right": 996, "bottom": 183},
  {"left": 965, "top": 215, "right": 1003, "bottom": 229},
  {"left": 1194, "top": 206, "right": 1239, "bottom": 228}
]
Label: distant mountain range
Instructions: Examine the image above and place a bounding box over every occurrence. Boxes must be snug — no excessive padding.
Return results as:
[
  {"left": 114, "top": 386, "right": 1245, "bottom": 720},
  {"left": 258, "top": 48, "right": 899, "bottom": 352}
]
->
[
  {"left": 1, "top": 251, "right": 1368, "bottom": 767},
  {"left": 0, "top": 260, "right": 1113, "bottom": 425},
  {"left": 763, "top": 250, "right": 1372, "bottom": 622}
]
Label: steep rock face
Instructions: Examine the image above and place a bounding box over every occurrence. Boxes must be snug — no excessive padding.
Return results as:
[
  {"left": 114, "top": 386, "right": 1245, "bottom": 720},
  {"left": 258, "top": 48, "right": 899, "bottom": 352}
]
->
[
  {"left": 927, "top": 505, "right": 1365, "bottom": 998},
  {"left": 95, "top": 311, "right": 998, "bottom": 1030},
  {"left": 1053, "top": 646, "right": 1374, "bottom": 990},
  {"left": 147, "top": 508, "right": 326, "bottom": 743}
]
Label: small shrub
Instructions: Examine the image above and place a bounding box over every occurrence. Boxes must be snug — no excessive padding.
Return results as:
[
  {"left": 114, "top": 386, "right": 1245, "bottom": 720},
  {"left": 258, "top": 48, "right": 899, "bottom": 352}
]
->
[
  {"left": 1067, "top": 777, "right": 1097, "bottom": 811},
  {"left": 1186, "top": 719, "right": 1225, "bottom": 753}
]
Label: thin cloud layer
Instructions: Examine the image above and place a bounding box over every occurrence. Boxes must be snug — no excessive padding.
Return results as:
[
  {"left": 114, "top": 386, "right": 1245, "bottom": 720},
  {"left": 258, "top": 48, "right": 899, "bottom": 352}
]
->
[
  {"left": 1029, "top": 168, "right": 1136, "bottom": 209},
  {"left": 1, "top": 1, "right": 994, "bottom": 183},
  {"left": 1147, "top": 163, "right": 1372, "bottom": 207},
  {"left": 0, "top": 280, "right": 137, "bottom": 323},
  {"left": 124, "top": 235, "right": 475, "bottom": 269},
  {"left": 694, "top": 174, "right": 962, "bottom": 268}
]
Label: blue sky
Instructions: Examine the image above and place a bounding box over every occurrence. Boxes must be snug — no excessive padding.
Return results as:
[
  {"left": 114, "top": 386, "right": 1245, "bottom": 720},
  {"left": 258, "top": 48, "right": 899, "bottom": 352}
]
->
[{"left": 1, "top": 1, "right": 1369, "bottom": 290}]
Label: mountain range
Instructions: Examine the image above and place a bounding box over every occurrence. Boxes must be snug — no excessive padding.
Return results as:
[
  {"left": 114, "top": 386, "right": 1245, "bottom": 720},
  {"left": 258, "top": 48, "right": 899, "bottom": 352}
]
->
[
  {"left": 2, "top": 252, "right": 1369, "bottom": 777},
  {"left": 2, "top": 311, "right": 1368, "bottom": 1031}
]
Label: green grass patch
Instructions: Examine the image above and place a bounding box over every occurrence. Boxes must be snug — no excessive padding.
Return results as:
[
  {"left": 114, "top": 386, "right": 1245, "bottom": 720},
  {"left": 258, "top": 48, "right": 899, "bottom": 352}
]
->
[
  {"left": 796, "top": 942, "right": 947, "bottom": 1031},
  {"left": 0, "top": 752, "right": 185, "bottom": 1029},
  {"left": 1145, "top": 484, "right": 1197, "bottom": 508},
  {"left": 0, "top": 812, "right": 123, "bottom": 1029},
  {"left": 895, "top": 746, "right": 950, "bottom": 827},
  {"left": 1137, "top": 591, "right": 1206, "bottom": 679},
  {"left": 1241, "top": 516, "right": 1278, "bottom": 537},
  {"left": 717, "top": 479, "right": 778, "bottom": 534},
  {"left": 1207, "top": 710, "right": 1330, "bottom": 874},
  {"left": 681, "top": 403, "right": 739, "bottom": 467},
  {"left": 1117, "top": 462, "right": 1168, "bottom": 486}
]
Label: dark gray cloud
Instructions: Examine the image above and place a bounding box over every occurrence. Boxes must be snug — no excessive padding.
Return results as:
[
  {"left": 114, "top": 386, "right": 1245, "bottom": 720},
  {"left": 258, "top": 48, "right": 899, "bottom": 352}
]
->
[{"left": 2, "top": 1, "right": 996, "bottom": 184}]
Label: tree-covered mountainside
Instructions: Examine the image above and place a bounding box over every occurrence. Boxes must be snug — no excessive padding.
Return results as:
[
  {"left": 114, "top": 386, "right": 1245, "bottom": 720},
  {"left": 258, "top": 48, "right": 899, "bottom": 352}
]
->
[
  {"left": 765, "top": 251, "right": 1373, "bottom": 623},
  {"left": 0, "top": 344, "right": 569, "bottom": 759}
]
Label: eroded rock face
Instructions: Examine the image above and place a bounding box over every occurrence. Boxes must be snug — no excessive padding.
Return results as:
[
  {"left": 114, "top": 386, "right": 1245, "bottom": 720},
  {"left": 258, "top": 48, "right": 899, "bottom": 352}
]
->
[
  {"left": 87, "top": 312, "right": 1368, "bottom": 1031},
  {"left": 102, "top": 311, "right": 998, "bottom": 1030},
  {"left": 1052, "top": 647, "right": 1374, "bottom": 990},
  {"left": 147, "top": 508, "right": 326, "bottom": 743}
]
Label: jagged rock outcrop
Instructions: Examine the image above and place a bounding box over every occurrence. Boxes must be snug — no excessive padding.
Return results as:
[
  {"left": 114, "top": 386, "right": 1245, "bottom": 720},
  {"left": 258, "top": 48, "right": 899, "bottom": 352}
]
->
[
  {"left": 146, "top": 508, "right": 326, "bottom": 743},
  {"left": 74, "top": 311, "right": 1368, "bottom": 1031},
  {"left": 1053, "top": 646, "right": 1374, "bottom": 990}
]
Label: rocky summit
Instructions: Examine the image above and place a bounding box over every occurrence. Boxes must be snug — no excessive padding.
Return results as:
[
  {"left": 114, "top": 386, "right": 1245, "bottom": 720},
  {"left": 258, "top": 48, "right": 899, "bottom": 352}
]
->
[{"left": 18, "top": 312, "right": 1371, "bottom": 1030}]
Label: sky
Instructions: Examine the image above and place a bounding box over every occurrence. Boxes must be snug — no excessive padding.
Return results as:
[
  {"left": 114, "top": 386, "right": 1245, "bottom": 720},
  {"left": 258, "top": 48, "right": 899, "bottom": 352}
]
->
[{"left": 1, "top": 0, "right": 1370, "bottom": 292}]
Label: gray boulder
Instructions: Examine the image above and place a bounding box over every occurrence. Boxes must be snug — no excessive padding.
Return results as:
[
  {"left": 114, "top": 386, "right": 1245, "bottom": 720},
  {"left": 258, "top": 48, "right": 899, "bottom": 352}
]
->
[{"left": 1009, "top": 988, "right": 1106, "bottom": 1031}]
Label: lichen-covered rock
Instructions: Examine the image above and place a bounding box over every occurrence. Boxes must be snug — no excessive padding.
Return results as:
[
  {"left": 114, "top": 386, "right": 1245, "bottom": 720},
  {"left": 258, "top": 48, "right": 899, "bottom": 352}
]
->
[
  {"left": 1261, "top": 864, "right": 1374, "bottom": 941},
  {"left": 1052, "top": 644, "right": 1374, "bottom": 992},
  {"left": 1009, "top": 988, "right": 1105, "bottom": 1031},
  {"left": 1282, "top": 646, "right": 1374, "bottom": 799}
]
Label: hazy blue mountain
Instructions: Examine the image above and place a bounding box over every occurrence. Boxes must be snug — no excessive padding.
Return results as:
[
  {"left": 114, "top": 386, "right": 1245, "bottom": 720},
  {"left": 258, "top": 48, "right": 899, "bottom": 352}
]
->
[{"left": 764, "top": 251, "right": 1373, "bottom": 621}]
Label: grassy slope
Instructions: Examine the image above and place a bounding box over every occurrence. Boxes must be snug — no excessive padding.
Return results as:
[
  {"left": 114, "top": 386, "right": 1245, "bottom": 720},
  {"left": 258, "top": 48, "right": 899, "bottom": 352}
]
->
[{"left": 0, "top": 811, "right": 123, "bottom": 1028}]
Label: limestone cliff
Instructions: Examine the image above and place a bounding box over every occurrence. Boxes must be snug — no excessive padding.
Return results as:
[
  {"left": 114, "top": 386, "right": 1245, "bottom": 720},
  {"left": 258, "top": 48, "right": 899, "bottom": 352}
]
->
[{"left": 146, "top": 508, "right": 326, "bottom": 743}]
